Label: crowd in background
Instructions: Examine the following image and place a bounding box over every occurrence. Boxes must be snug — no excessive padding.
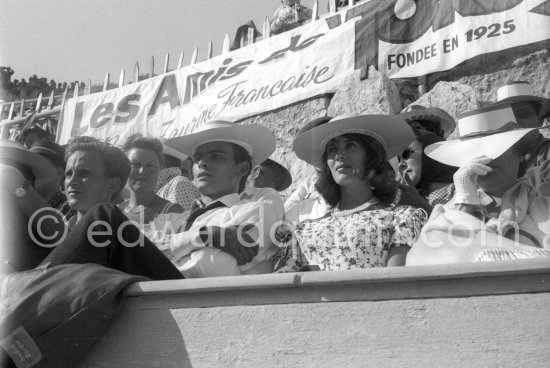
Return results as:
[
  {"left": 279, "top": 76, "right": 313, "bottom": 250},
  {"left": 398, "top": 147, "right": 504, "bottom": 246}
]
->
[{"left": 0, "top": 66, "right": 85, "bottom": 101}]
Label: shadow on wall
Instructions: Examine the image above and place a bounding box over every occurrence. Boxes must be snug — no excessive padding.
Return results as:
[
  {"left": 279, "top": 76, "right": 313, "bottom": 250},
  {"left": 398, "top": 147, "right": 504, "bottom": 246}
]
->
[{"left": 81, "top": 307, "right": 192, "bottom": 368}]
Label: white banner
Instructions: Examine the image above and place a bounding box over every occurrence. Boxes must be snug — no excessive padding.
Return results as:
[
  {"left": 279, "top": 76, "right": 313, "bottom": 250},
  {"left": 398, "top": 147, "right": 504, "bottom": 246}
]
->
[
  {"left": 58, "top": 0, "right": 550, "bottom": 145},
  {"left": 378, "top": 0, "right": 550, "bottom": 78},
  {"left": 58, "top": 19, "right": 357, "bottom": 146}
]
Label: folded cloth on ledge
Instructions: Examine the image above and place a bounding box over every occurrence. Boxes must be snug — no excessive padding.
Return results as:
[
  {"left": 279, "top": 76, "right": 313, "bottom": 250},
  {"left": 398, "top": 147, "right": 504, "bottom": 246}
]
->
[
  {"left": 406, "top": 204, "right": 550, "bottom": 266},
  {"left": 0, "top": 264, "right": 146, "bottom": 368}
]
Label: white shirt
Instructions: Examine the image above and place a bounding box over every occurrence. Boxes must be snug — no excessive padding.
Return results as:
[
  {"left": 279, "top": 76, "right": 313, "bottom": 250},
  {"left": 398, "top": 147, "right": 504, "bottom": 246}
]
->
[{"left": 168, "top": 187, "right": 284, "bottom": 275}]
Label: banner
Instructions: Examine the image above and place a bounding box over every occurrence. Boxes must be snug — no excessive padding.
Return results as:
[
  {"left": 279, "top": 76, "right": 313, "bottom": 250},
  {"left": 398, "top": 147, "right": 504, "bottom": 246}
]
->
[
  {"left": 344, "top": 0, "right": 550, "bottom": 77},
  {"left": 58, "top": 0, "right": 550, "bottom": 145},
  {"left": 57, "top": 20, "right": 356, "bottom": 146}
]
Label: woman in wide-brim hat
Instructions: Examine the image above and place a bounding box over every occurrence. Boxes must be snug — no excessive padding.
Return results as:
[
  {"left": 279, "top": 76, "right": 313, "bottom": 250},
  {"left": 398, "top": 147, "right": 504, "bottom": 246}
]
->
[
  {"left": 407, "top": 103, "right": 550, "bottom": 266},
  {"left": 276, "top": 114, "right": 428, "bottom": 271}
]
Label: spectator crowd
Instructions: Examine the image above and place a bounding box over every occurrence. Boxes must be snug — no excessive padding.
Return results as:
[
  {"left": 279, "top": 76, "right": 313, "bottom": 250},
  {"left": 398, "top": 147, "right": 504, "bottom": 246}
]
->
[{"left": 2, "top": 79, "right": 550, "bottom": 278}]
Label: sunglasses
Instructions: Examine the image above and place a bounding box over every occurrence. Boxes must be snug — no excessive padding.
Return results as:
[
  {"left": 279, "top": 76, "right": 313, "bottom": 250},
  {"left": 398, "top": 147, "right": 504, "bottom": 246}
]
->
[{"left": 397, "top": 148, "right": 418, "bottom": 161}]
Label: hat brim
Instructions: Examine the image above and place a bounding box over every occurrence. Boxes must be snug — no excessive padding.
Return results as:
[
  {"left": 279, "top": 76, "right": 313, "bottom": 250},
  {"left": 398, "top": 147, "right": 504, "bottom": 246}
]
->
[
  {"left": 293, "top": 115, "right": 415, "bottom": 167},
  {"left": 0, "top": 139, "right": 57, "bottom": 187},
  {"left": 400, "top": 107, "right": 456, "bottom": 138},
  {"left": 165, "top": 124, "right": 276, "bottom": 166},
  {"left": 162, "top": 144, "right": 188, "bottom": 162},
  {"left": 425, "top": 129, "right": 538, "bottom": 167},
  {"left": 262, "top": 159, "right": 292, "bottom": 192},
  {"left": 497, "top": 95, "right": 546, "bottom": 106}
]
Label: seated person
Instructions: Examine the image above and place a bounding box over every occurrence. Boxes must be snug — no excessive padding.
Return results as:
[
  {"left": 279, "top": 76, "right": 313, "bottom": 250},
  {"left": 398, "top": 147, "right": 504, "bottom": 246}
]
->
[
  {"left": 163, "top": 120, "right": 284, "bottom": 277},
  {"left": 155, "top": 144, "right": 200, "bottom": 212},
  {"left": 407, "top": 104, "right": 550, "bottom": 265},
  {"left": 495, "top": 81, "right": 550, "bottom": 171},
  {"left": 275, "top": 114, "right": 427, "bottom": 271},
  {"left": 270, "top": 0, "right": 313, "bottom": 35},
  {"left": 29, "top": 139, "right": 76, "bottom": 220},
  {"left": 399, "top": 104, "right": 456, "bottom": 139},
  {"left": 119, "top": 134, "right": 184, "bottom": 227},
  {"left": 284, "top": 117, "right": 332, "bottom": 223},
  {"left": 246, "top": 158, "right": 292, "bottom": 193},
  {"left": 397, "top": 130, "right": 457, "bottom": 207}
]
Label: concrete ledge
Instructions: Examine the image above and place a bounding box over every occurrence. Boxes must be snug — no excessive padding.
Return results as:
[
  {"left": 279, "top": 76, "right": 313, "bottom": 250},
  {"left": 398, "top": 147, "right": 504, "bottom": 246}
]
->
[
  {"left": 84, "top": 260, "right": 550, "bottom": 368},
  {"left": 124, "top": 259, "right": 550, "bottom": 308}
]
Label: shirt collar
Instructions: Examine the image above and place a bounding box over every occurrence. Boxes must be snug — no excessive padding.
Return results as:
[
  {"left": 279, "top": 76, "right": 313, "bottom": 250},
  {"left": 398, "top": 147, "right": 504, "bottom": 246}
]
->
[{"left": 195, "top": 192, "right": 241, "bottom": 209}]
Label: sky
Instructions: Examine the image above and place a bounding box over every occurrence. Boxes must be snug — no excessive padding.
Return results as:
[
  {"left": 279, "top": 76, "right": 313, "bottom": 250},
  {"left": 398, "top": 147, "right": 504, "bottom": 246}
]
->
[{"left": 0, "top": 0, "right": 318, "bottom": 85}]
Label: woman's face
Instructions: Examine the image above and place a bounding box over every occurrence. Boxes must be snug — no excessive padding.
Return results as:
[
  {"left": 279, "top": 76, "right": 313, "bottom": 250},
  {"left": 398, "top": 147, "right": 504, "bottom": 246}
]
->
[
  {"left": 127, "top": 148, "right": 161, "bottom": 194},
  {"left": 398, "top": 140, "right": 423, "bottom": 186},
  {"left": 326, "top": 135, "right": 368, "bottom": 187}
]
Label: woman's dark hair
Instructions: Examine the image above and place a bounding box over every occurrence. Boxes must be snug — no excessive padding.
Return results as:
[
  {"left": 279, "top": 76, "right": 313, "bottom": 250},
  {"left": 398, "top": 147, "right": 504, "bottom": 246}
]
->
[
  {"left": 315, "top": 133, "right": 397, "bottom": 207},
  {"left": 65, "top": 136, "right": 130, "bottom": 198},
  {"left": 413, "top": 130, "right": 457, "bottom": 196},
  {"left": 122, "top": 133, "right": 164, "bottom": 167}
]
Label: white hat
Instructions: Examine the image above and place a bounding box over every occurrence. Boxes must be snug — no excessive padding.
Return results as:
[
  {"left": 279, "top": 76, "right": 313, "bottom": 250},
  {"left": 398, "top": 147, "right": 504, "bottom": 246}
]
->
[
  {"left": 0, "top": 139, "right": 57, "bottom": 187},
  {"left": 399, "top": 105, "right": 456, "bottom": 138},
  {"left": 164, "top": 120, "right": 276, "bottom": 166},
  {"left": 293, "top": 114, "right": 415, "bottom": 167},
  {"left": 425, "top": 104, "right": 538, "bottom": 167},
  {"left": 496, "top": 81, "right": 547, "bottom": 106},
  {"left": 162, "top": 143, "right": 188, "bottom": 162}
]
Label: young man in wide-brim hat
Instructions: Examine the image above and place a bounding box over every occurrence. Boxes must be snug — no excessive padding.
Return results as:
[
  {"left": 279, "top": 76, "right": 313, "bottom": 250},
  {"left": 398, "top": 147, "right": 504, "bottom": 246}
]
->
[
  {"left": 495, "top": 81, "right": 548, "bottom": 128},
  {"left": 495, "top": 81, "right": 550, "bottom": 172},
  {"left": 164, "top": 120, "right": 284, "bottom": 277}
]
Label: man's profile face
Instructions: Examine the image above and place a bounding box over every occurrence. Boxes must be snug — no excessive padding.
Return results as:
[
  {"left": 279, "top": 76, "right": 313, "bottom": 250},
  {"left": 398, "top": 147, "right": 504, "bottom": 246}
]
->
[
  {"left": 512, "top": 101, "right": 540, "bottom": 128},
  {"left": 192, "top": 142, "right": 244, "bottom": 200},
  {"left": 64, "top": 150, "right": 116, "bottom": 214}
]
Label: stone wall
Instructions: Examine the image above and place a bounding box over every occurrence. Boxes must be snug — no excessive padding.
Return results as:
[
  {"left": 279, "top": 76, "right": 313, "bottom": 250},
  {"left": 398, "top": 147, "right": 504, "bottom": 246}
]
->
[{"left": 238, "top": 42, "right": 550, "bottom": 196}]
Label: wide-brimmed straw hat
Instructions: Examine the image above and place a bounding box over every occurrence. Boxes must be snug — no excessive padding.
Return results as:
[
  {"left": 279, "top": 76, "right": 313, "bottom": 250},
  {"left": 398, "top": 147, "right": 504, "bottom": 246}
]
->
[
  {"left": 162, "top": 143, "right": 188, "bottom": 162},
  {"left": 424, "top": 104, "right": 539, "bottom": 167},
  {"left": 29, "top": 140, "right": 66, "bottom": 168},
  {"left": 0, "top": 139, "right": 57, "bottom": 186},
  {"left": 164, "top": 120, "right": 276, "bottom": 166},
  {"left": 496, "top": 81, "right": 548, "bottom": 107},
  {"left": 259, "top": 158, "right": 292, "bottom": 192},
  {"left": 399, "top": 105, "right": 456, "bottom": 138},
  {"left": 293, "top": 114, "right": 415, "bottom": 167}
]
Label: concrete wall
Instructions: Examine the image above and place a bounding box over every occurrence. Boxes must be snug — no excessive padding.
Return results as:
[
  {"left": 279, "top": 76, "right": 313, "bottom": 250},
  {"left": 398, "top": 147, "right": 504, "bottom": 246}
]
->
[{"left": 82, "top": 259, "right": 550, "bottom": 368}]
